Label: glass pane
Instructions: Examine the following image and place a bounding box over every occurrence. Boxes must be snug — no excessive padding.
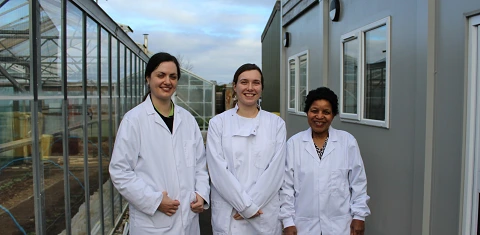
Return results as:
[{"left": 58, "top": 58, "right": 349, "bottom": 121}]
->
[
  {"left": 66, "top": 98, "right": 88, "bottom": 234},
  {"left": 0, "top": 1, "right": 31, "bottom": 96},
  {"left": 66, "top": 2, "right": 83, "bottom": 97},
  {"left": 189, "top": 86, "right": 204, "bottom": 102},
  {"left": 133, "top": 56, "right": 138, "bottom": 104},
  {"left": 40, "top": 0, "right": 62, "bottom": 97},
  {"left": 343, "top": 38, "right": 359, "bottom": 114},
  {"left": 100, "top": 28, "right": 109, "bottom": 97},
  {"left": 111, "top": 38, "right": 119, "bottom": 131},
  {"left": 40, "top": 98, "right": 68, "bottom": 234},
  {"left": 364, "top": 25, "right": 387, "bottom": 121},
  {"left": 126, "top": 50, "right": 131, "bottom": 110},
  {"left": 141, "top": 62, "right": 146, "bottom": 98},
  {"left": 86, "top": 17, "right": 98, "bottom": 98},
  {"left": 119, "top": 44, "right": 125, "bottom": 117},
  {"left": 176, "top": 85, "right": 189, "bottom": 103},
  {"left": 0, "top": 100, "right": 35, "bottom": 234},
  {"left": 109, "top": 38, "right": 122, "bottom": 220},
  {"left": 298, "top": 55, "right": 307, "bottom": 112},
  {"left": 190, "top": 77, "right": 203, "bottom": 85},
  {"left": 289, "top": 60, "right": 296, "bottom": 109},
  {"left": 137, "top": 57, "right": 141, "bottom": 104},
  {"left": 204, "top": 86, "right": 213, "bottom": 103}
]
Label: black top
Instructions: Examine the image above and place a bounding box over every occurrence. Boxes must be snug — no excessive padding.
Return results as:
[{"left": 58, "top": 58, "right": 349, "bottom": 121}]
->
[
  {"left": 150, "top": 96, "right": 174, "bottom": 134},
  {"left": 158, "top": 112, "right": 174, "bottom": 133}
]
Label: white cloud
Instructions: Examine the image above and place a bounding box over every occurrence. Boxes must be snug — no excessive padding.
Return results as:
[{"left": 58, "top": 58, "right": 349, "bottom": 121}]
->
[{"left": 98, "top": 0, "right": 277, "bottom": 84}]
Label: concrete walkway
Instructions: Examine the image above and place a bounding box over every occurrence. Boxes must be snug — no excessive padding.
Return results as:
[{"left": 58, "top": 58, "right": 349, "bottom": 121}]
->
[{"left": 113, "top": 207, "right": 213, "bottom": 234}]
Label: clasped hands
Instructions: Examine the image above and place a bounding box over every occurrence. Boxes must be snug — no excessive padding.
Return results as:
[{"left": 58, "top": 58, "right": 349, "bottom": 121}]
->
[
  {"left": 158, "top": 191, "right": 205, "bottom": 216},
  {"left": 233, "top": 209, "right": 263, "bottom": 220}
]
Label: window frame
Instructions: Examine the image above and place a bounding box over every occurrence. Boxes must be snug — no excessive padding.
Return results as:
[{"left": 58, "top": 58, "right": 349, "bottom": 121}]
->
[
  {"left": 340, "top": 16, "right": 391, "bottom": 128},
  {"left": 287, "top": 50, "right": 309, "bottom": 115}
]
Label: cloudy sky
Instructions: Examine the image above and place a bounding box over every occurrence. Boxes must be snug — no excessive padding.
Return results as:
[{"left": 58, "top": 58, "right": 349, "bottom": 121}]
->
[{"left": 98, "top": 0, "right": 278, "bottom": 84}]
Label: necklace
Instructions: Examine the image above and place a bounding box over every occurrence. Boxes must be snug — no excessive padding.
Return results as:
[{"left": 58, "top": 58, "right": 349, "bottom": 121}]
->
[{"left": 314, "top": 136, "right": 329, "bottom": 159}]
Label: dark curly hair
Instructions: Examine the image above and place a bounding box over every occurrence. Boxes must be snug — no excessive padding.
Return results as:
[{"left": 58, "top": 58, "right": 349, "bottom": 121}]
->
[{"left": 303, "top": 87, "right": 339, "bottom": 115}]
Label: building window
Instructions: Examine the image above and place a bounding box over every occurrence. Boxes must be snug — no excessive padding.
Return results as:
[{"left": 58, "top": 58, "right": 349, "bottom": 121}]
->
[
  {"left": 340, "top": 16, "right": 390, "bottom": 128},
  {"left": 288, "top": 51, "right": 309, "bottom": 114}
]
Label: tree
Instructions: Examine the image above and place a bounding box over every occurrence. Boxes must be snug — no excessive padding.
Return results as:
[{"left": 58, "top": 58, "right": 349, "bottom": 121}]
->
[{"left": 176, "top": 54, "right": 194, "bottom": 71}]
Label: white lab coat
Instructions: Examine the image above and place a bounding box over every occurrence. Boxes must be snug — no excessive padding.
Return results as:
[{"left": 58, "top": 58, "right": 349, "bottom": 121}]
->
[
  {"left": 206, "top": 106, "right": 286, "bottom": 235},
  {"left": 279, "top": 127, "right": 371, "bottom": 235},
  {"left": 109, "top": 96, "right": 210, "bottom": 235}
]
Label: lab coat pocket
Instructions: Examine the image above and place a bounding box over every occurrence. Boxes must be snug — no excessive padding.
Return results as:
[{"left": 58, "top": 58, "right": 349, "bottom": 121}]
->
[
  {"left": 183, "top": 140, "right": 196, "bottom": 167},
  {"left": 187, "top": 192, "right": 198, "bottom": 223},
  {"left": 211, "top": 200, "right": 231, "bottom": 233},
  {"left": 254, "top": 141, "right": 276, "bottom": 169},
  {"left": 294, "top": 216, "right": 320, "bottom": 234},
  {"left": 328, "top": 169, "right": 349, "bottom": 197},
  {"left": 149, "top": 210, "right": 173, "bottom": 228},
  {"left": 330, "top": 214, "right": 352, "bottom": 235}
]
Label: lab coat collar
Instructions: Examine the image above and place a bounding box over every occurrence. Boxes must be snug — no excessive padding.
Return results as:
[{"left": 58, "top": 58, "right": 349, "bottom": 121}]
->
[
  {"left": 172, "top": 102, "right": 182, "bottom": 135},
  {"left": 302, "top": 126, "right": 338, "bottom": 160},
  {"left": 143, "top": 94, "right": 182, "bottom": 134},
  {"left": 231, "top": 104, "right": 261, "bottom": 137}
]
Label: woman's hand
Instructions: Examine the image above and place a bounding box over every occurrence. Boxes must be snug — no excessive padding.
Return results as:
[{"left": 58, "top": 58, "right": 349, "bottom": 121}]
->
[
  {"left": 158, "top": 191, "right": 180, "bottom": 216},
  {"left": 350, "top": 219, "right": 365, "bottom": 235},
  {"left": 232, "top": 209, "right": 263, "bottom": 220},
  {"left": 190, "top": 193, "right": 205, "bottom": 213},
  {"left": 283, "top": 226, "right": 297, "bottom": 235}
]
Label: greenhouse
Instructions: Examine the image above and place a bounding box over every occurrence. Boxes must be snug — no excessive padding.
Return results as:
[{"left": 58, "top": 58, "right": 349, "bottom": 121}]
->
[
  {"left": 0, "top": 0, "right": 148, "bottom": 234},
  {"left": 175, "top": 68, "right": 216, "bottom": 131}
]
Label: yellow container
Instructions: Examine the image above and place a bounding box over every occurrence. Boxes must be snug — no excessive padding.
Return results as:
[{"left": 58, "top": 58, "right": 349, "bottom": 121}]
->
[{"left": 41, "top": 134, "right": 53, "bottom": 159}]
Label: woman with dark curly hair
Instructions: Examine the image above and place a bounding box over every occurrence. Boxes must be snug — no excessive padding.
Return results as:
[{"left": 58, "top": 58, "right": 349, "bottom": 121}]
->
[{"left": 279, "top": 87, "right": 371, "bottom": 235}]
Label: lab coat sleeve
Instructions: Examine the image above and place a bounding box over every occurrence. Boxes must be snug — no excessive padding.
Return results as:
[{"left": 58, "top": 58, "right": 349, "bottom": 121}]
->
[
  {"left": 279, "top": 138, "right": 296, "bottom": 228},
  {"left": 109, "top": 118, "right": 163, "bottom": 216},
  {"left": 206, "top": 118, "right": 260, "bottom": 218},
  {"left": 193, "top": 121, "right": 210, "bottom": 209},
  {"left": 247, "top": 120, "right": 286, "bottom": 215},
  {"left": 348, "top": 137, "right": 371, "bottom": 221}
]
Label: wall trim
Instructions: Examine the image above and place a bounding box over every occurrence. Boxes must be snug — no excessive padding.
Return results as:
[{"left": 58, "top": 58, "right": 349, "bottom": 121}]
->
[
  {"left": 422, "top": 0, "right": 436, "bottom": 233},
  {"left": 282, "top": 0, "right": 319, "bottom": 27}
]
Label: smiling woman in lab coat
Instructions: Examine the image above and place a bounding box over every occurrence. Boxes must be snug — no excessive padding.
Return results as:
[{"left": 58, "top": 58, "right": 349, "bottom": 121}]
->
[
  {"left": 279, "top": 87, "right": 371, "bottom": 235},
  {"left": 206, "top": 63, "right": 286, "bottom": 235},
  {"left": 109, "top": 52, "right": 210, "bottom": 235}
]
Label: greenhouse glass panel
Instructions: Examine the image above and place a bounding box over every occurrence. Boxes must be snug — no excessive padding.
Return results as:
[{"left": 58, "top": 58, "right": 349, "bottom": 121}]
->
[
  {"left": 0, "top": 99, "right": 36, "bottom": 234},
  {"left": 86, "top": 17, "right": 98, "bottom": 98},
  {"left": 100, "top": 28, "right": 109, "bottom": 96},
  {"left": 174, "top": 69, "right": 215, "bottom": 131},
  {"left": 39, "top": 0, "right": 62, "bottom": 96},
  {"left": 189, "top": 85, "right": 203, "bottom": 102},
  {"left": 0, "top": 0, "right": 31, "bottom": 96},
  {"left": 66, "top": 2, "right": 83, "bottom": 97}
]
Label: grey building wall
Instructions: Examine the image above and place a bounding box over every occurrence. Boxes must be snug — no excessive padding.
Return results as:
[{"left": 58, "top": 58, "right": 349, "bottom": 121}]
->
[
  {"left": 261, "top": 1, "right": 281, "bottom": 113},
  {"left": 431, "top": 1, "right": 480, "bottom": 234},
  {"left": 283, "top": 1, "right": 324, "bottom": 137},
  {"left": 327, "top": 1, "right": 420, "bottom": 234},
  {"left": 277, "top": 0, "right": 480, "bottom": 234}
]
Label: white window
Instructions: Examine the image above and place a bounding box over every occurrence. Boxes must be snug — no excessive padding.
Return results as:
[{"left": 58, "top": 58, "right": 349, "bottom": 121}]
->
[
  {"left": 288, "top": 51, "right": 309, "bottom": 114},
  {"left": 340, "top": 16, "right": 390, "bottom": 128}
]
